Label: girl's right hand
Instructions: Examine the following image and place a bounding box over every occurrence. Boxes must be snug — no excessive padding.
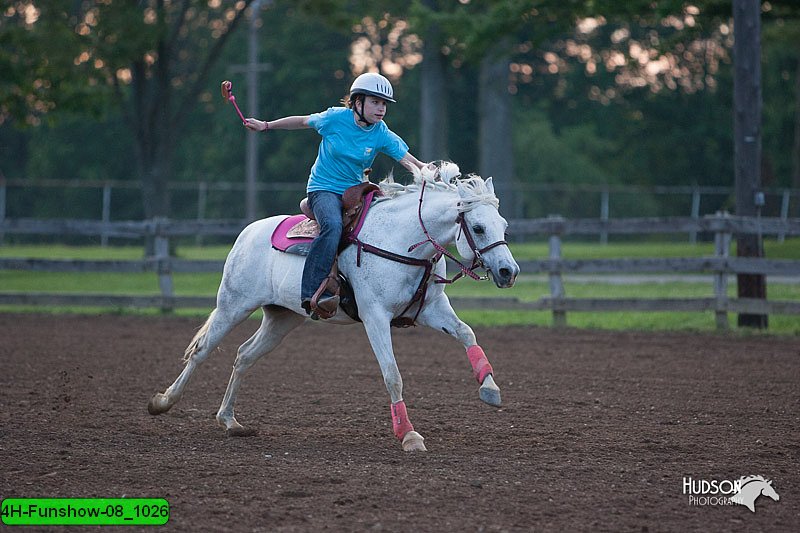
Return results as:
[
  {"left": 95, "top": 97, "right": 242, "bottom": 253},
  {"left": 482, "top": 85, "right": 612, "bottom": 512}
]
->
[{"left": 244, "top": 118, "right": 267, "bottom": 132}]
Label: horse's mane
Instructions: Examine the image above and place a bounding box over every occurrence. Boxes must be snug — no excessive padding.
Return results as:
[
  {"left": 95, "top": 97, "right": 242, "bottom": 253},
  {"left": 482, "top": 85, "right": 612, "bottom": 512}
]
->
[
  {"left": 738, "top": 475, "right": 770, "bottom": 485},
  {"left": 377, "top": 161, "right": 499, "bottom": 213}
]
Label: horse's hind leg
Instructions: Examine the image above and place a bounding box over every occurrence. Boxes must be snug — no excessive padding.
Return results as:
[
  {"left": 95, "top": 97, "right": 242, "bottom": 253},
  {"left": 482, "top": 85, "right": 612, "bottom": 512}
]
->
[
  {"left": 216, "top": 305, "right": 304, "bottom": 437},
  {"left": 416, "top": 294, "right": 502, "bottom": 407},
  {"left": 148, "top": 306, "right": 254, "bottom": 415}
]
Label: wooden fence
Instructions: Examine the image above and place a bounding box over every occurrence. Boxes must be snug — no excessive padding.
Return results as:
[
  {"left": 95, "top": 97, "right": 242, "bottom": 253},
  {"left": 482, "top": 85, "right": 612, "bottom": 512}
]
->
[
  {"left": 2, "top": 177, "right": 798, "bottom": 243},
  {"left": 507, "top": 215, "right": 800, "bottom": 329},
  {"left": 1, "top": 214, "right": 799, "bottom": 329}
]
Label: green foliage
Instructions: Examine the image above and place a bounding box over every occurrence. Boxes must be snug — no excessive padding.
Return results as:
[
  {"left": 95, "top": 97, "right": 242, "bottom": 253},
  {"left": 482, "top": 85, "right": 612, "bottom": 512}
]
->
[
  {"left": 26, "top": 113, "right": 135, "bottom": 181},
  {"left": 0, "top": 4, "right": 96, "bottom": 124},
  {"left": 762, "top": 17, "right": 800, "bottom": 188},
  {"left": 512, "top": 107, "right": 662, "bottom": 217},
  {"left": 408, "top": 0, "right": 619, "bottom": 62},
  {"left": 0, "top": 0, "right": 798, "bottom": 223},
  {"left": 514, "top": 109, "right": 611, "bottom": 185}
]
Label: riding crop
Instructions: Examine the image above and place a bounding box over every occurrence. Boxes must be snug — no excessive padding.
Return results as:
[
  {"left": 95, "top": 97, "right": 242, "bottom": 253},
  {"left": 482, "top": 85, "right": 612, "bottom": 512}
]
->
[{"left": 220, "top": 80, "right": 246, "bottom": 124}]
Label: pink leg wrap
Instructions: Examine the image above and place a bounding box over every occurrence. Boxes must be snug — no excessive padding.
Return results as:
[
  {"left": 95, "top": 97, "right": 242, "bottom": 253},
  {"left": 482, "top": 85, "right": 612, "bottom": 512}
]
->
[
  {"left": 467, "top": 345, "right": 493, "bottom": 384},
  {"left": 391, "top": 400, "right": 414, "bottom": 440}
]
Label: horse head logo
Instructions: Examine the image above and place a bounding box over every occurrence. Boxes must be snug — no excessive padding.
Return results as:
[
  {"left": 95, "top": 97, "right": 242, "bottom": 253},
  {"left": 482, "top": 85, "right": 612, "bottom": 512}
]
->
[{"left": 730, "top": 475, "right": 780, "bottom": 513}]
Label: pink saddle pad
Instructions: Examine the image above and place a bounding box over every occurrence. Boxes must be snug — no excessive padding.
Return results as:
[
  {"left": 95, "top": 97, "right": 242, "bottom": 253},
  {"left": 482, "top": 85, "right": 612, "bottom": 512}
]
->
[
  {"left": 271, "top": 214, "right": 317, "bottom": 254},
  {"left": 271, "top": 190, "right": 379, "bottom": 255}
]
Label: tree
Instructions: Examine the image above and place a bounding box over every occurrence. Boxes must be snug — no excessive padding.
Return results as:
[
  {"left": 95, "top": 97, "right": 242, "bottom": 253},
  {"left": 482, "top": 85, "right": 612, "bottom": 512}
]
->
[
  {"left": 2, "top": 1, "right": 255, "bottom": 232},
  {"left": 733, "top": 0, "right": 766, "bottom": 328},
  {"left": 418, "top": 0, "right": 448, "bottom": 162},
  {"left": 409, "top": 1, "right": 584, "bottom": 216},
  {"left": 479, "top": 42, "right": 517, "bottom": 216}
]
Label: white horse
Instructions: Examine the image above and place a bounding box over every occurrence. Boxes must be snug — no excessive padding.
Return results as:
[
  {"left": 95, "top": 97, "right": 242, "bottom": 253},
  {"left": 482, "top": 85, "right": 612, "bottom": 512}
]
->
[{"left": 147, "top": 163, "right": 520, "bottom": 452}]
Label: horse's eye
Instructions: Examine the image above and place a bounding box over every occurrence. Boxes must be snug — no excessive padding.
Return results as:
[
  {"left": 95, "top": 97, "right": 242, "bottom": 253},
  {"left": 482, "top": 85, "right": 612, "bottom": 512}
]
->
[{"left": 472, "top": 225, "right": 484, "bottom": 235}]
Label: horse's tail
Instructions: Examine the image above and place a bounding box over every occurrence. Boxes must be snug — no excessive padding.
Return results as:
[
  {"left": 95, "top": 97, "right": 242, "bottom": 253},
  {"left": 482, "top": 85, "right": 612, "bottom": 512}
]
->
[{"left": 183, "top": 309, "right": 217, "bottom": 364}]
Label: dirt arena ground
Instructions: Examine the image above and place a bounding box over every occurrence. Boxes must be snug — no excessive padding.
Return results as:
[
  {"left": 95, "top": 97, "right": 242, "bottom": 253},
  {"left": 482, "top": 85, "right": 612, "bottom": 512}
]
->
[{"left": 1, "top": 312, "right": 798, "bottom": 532}]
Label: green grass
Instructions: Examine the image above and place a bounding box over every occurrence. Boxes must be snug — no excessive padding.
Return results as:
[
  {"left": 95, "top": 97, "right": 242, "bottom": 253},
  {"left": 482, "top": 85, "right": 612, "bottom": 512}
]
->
[
  {"left": 452, "top": 309, "right": 800, "bottom": 334},
  {"left": 446, "top": 278, "right": 800, "bottom": 334},
  {"left": 506, "top": 237, "right": 800, "bottom": 260},
  {"left": 3, "top": 239, "right": 799, "bottom": 261},
  {"left": 1, "top": 242, "right": 798, "bottom": 335},
  {"left": 0, "top": 244, "right": 234, "bottom": 261}
]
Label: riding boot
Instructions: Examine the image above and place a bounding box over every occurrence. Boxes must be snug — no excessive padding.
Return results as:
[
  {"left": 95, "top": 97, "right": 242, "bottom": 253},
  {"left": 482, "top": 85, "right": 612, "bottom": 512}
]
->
[
  {"left": 314, "top": 293, "right": 340, "bottom": 319},
  {"left": 309, "top": 268, "right": 341, "bottom": 319}
]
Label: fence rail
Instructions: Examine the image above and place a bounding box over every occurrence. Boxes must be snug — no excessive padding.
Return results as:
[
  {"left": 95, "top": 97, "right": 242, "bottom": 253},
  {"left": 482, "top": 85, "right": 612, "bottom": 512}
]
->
[
  {"left": 509, "top": 215, "right": 800, "bottom": 235},
  {"left": 2, "top": 177, "right": 799, "bottom": 242},
  {"left": 1, "top": 214, "right": 799, "bottom": 329}
]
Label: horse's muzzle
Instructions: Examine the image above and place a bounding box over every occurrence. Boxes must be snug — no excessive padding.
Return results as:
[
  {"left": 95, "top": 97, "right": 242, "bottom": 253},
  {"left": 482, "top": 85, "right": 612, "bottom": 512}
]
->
[{"left": 491, "top": 263, "right": 519, "bottom": 288}]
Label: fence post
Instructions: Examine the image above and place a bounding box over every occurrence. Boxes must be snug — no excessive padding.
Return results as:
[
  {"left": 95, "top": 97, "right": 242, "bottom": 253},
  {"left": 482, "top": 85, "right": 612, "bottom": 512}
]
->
[
  {"left": 101, "top": 183, "right": 111, "bottom": 247},
  {"left": 152, "top": 217, "right": 174, "bottom": 313},
  {"left": 778, "top": 189, "right": 790, "bottom": 243},
  {"left": 196, "top": 181, "right": 208, "bottom": 246},
  {"left": 0, "top": 179, "right": 6, "bottom": 246},
  {"left": 713, "top": 212, "right": 731, "bottom": 330},
  {"left": 600, "top": 189, "right": 609, "bottom": 244},
  {"left": 690, "top": 187, "right": 701, "bottom": 244},
  {"left": 548, "top": 217, "right": 567, "bottom": 327}
]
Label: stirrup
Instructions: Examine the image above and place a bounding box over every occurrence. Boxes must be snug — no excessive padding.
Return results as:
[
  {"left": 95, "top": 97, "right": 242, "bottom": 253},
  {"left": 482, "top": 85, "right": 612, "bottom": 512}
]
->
[
  {"left": 313, "top": 294, "right": 340, "bottom": 319},
  {"left": 309, "top": 272, "right": 341, "bottom": 319}
]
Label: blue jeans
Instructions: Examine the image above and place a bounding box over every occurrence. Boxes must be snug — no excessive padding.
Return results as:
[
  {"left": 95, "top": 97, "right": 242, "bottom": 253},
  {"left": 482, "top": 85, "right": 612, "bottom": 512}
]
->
[{"left": 301, "top": 191, "right": 343, "bottom": 302}]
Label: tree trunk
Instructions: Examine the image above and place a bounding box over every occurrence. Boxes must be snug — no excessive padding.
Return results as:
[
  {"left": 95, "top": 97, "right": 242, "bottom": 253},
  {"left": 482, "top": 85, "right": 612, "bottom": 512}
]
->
[
  {"left": 419, "top": 2, "right": 448, "bottom": 162},
  {"left": 136, "top": 119, "right": 174, "bottom": 256},
  {"left": 733, "top": 0, "right": 767, "bottom": 328},
  {"left": 139, "top": 144, "right": 173, "bottom": 221},
  {"left": 114, "top": 3, "right": 254, "bottom": 255},
  {"left": 478, "top": 44, "right": 518, "bottom": 218},
  {"left": 131, "top": 52, "right": 175, "bottom": 255}
]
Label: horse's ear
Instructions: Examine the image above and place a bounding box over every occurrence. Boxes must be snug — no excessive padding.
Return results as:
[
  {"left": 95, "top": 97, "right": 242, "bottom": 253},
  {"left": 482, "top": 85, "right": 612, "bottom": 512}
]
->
[{"left": 485, "top": 177, "right": 495, "bottom": 196}]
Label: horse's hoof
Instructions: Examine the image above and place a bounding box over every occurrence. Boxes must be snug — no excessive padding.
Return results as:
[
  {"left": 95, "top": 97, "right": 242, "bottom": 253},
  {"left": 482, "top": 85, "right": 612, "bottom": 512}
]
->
[
  {"left": 479, "top": 386, "right": 502, "bottom": 407},
  {"left": 147, "top": 393, "right": 170, "bottom": 415},
  {"left": 226, "top": 426, "right": 257, "bottom": 437},
  {"left": 401, "top": 431, "right": 427, "bottom": 452}
]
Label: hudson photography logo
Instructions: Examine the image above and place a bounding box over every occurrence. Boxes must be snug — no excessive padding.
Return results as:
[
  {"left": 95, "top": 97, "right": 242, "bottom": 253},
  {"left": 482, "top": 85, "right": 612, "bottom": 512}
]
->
[{"left": 683, "top": 475, "right": 780, "bottom": 513}]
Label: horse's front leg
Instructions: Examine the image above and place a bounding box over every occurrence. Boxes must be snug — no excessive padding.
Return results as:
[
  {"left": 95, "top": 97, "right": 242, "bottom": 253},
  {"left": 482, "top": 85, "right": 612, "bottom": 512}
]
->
[
  {"left": 416, "top": 293, "right": 502, "bottom": 407},
  {"left": 360, "top": 311, "right": 427, "bottom": 452}
]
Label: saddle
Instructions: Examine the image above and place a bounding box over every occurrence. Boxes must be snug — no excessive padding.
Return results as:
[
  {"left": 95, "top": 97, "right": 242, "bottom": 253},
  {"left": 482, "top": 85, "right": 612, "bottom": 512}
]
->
[
  {"left": 273, "top": 182, "right": 380, "bottom": 253},
  {"left": 298, "top": 182, "right": 381, "bottom": 235},
  {"left": 271, "top": 182, "right": 381, "bottom": 320}
]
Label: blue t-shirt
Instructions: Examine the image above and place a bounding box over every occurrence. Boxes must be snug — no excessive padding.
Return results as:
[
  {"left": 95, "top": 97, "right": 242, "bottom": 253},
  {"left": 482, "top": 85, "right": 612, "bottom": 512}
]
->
[{"left": 306, "top": 107, "right": 409, "bottom": 194}]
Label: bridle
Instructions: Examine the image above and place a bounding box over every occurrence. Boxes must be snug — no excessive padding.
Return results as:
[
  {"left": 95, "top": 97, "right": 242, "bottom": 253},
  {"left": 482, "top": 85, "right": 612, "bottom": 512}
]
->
[
  {"left": 453, "top": 211, "right": 509, "bottom": 277},
  {"left": 347, "top": 177, "right": 508, "bottom": 327},
  {"left": 408, "top": 179, "right": 508, "bottom": 283}
]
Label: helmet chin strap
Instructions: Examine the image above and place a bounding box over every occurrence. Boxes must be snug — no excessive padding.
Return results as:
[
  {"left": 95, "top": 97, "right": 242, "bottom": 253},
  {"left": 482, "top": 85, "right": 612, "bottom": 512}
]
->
[{"left": 354, "top": 97, "right": 373, "bottom": 126}]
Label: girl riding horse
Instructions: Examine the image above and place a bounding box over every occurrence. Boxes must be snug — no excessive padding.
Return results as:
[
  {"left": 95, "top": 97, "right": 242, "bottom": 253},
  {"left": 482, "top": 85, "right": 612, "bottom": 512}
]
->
[{"left": 244, "top": 72, "right": 430, "bottom": 319}]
